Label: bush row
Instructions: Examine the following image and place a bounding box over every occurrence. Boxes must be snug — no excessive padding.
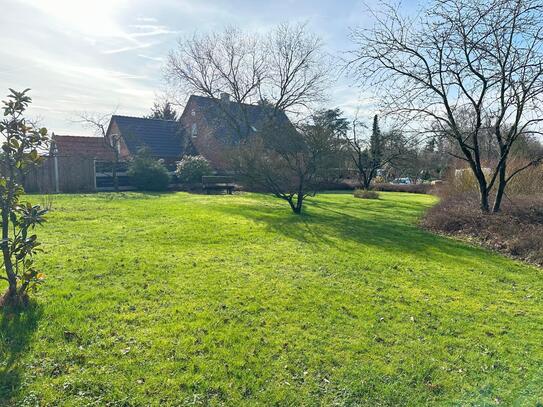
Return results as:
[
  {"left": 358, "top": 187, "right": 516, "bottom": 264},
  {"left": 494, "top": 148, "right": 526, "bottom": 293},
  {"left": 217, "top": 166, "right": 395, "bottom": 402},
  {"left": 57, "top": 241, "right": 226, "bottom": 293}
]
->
[
  {"left": 422, "top": 192, "right": 543, "bottom": 266},
  {"left": 372, "top": 183, "right": 433, "bottom": 194},
  {"left": 126, "top": 152, "right": 213, "bottom": 191},
  {"left": 354, "top": 189, "right": 379, "bottom": 199}
]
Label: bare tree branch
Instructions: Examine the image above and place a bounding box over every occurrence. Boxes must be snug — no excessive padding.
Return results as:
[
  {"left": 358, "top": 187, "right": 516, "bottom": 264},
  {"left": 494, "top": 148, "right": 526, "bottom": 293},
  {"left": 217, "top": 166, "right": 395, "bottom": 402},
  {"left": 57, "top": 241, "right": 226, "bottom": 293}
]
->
[{"left": 348, "top": 0, "right": 543, "bottom": 212}]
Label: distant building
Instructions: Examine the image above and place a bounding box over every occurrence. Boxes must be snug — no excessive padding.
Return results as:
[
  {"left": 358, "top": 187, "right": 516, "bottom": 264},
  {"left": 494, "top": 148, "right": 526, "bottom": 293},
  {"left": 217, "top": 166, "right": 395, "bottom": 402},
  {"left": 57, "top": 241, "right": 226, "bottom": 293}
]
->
[
  {"left": 105, "top": 115, "right": 184, "bottom": 165},
  {"left": 50, "top": 134, "right": 115, "bottom": 161}
]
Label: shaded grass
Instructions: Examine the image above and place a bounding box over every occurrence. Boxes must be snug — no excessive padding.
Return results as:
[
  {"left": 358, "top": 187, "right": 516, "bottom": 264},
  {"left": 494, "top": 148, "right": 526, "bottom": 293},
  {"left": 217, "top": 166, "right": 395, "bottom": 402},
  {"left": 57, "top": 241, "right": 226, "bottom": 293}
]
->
[{"left": 1, "top": 191, "right": 543, "bottom": 406}]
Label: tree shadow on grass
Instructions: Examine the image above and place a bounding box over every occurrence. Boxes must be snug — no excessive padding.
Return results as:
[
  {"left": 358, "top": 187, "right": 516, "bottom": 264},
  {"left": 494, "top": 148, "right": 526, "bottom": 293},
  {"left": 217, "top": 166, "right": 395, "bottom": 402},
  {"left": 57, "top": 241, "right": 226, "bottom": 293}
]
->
[
  {"left": 0, "top": 302, "right": 42, "bottom": 404},
  {"left": 211, "top": 195, "right": 514, "bottom": 271}
]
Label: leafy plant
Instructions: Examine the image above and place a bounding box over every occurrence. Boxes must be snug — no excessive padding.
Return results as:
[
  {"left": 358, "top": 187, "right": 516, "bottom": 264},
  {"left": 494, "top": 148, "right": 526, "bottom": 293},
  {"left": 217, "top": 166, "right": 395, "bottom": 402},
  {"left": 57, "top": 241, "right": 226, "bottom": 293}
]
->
[
  {"left": 0, "top": 88, "right": 49, "bottom": 307},
  {"left": 175, "top": 155, "right": 212, "bottom": 184},
  {"left": 127, "top": 148, "right": 170, "bottom": 191}
]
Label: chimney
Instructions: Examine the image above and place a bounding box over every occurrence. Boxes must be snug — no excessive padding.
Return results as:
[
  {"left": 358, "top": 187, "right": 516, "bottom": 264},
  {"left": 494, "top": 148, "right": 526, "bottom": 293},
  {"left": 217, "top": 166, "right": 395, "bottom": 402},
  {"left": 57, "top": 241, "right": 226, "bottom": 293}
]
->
[{"left": 220, "top": 92, "right": 231, "bottom": 102}]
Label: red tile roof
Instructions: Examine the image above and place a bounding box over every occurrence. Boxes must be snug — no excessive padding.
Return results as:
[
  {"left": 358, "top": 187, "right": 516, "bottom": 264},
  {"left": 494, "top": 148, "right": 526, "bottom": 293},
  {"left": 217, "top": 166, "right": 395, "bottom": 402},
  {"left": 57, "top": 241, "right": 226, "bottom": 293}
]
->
[{"left": 52, "top": 135, "right": 115, "bottom": 161}]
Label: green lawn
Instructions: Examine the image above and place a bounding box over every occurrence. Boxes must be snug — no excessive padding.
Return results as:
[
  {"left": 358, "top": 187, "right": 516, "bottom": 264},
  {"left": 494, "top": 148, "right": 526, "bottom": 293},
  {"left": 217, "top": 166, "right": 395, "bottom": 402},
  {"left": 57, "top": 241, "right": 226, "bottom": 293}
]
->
[{"left": 1, "top": 192, "right": 542, "bottom": 406}]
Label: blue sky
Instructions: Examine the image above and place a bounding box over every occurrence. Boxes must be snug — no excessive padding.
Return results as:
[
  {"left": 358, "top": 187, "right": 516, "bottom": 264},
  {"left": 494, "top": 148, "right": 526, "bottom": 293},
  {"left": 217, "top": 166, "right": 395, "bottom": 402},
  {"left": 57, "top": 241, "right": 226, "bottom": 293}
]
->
[{"left": 0, "top": 0, "right": 418, "bottom": 135}]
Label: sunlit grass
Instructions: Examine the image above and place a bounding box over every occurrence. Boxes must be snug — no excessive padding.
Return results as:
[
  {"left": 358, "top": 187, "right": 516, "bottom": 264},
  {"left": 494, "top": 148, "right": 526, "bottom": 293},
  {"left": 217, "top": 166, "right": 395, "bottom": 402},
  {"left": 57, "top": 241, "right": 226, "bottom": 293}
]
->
[{"left": 1, "top": 191, "right": 542, "bottom": 406}]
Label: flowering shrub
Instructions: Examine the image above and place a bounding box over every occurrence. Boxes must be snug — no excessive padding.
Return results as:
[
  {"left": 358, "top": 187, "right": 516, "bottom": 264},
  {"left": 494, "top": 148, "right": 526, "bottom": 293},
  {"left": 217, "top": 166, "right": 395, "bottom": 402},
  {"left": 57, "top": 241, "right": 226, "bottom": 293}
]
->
[{"left": 175, "top": 155, "right": 212, "bottom": 184}]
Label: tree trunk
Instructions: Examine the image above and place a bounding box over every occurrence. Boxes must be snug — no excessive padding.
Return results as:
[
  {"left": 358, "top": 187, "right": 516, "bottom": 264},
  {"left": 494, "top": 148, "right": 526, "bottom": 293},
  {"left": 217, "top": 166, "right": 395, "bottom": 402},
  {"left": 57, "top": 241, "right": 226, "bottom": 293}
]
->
[
  {"left": 287, "top": 194, "right": 304, "bottom": 214},
  {"left": 112, "top": 164, "right": 118, "bottom": 192},
  {"left": 492, "top": 163, "right": 507, "bottom": 213},
  {"left": 476, "top": 174, "right": 490, "bottom": 213},
  {"left": 287, "top": 197, "right": 297, "bottom": 213},
  {"left": 359, "top": 172, "right": 371, "bottom": 190},
  {"left": 2, "top": 205, "right": 16, "bottom": 301},
  {"left": 294, "top": 194, "right": 303, "bottom": 214},
  {"left": 113, "top": 149, "right": 119, "bottom": 193}
]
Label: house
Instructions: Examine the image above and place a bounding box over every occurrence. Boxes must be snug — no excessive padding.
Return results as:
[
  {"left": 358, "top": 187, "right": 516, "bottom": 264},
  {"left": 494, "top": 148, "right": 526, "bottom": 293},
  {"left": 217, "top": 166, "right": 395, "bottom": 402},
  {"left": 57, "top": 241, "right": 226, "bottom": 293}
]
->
[
  {"left": 104, "top": 93, "right": 293, "bottom": 170},
  {"left": 179, "top": 93, "right": 292, "bottom": 169},
  {"left": 105, "top": 115, "right": 184, "bottom": 166}
]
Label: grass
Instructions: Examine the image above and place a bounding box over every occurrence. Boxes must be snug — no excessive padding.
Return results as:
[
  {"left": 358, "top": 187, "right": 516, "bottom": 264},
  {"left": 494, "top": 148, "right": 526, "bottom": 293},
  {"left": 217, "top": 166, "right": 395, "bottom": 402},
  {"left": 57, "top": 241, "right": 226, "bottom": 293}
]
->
[{"left": 1, "top": 191, "right": 542, "bottom": 406}]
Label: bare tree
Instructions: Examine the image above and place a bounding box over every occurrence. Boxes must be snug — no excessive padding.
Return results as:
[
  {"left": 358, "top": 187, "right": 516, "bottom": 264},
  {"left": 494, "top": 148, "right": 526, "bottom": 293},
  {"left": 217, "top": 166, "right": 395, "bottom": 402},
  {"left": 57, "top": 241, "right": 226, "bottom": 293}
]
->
[
  {"left": 165, "top": 23, "right": 329, "bottom": 133},
  {"left": 265, "top": 23, "right": 329, "bottom": 114},
  {"left": 233, "top": 116, "right": 339, "bottom": 214},
  {"left": 167, "top": 27, "right": 264, "bottom": 105},
  {"left": 166, "top": 27, "right": 266, "bottom": 139},
  {"left": 349, "top": 0, "right": 543, "bottom": 212},
  {"left": 76, "top": 111, "right": 120, "bottom": 192},
  {"left": 343, "top": 113, "right": 405, "bottom": 189},
  {"left": 166, "top": 23, "right": 331, "bottom": 211}
]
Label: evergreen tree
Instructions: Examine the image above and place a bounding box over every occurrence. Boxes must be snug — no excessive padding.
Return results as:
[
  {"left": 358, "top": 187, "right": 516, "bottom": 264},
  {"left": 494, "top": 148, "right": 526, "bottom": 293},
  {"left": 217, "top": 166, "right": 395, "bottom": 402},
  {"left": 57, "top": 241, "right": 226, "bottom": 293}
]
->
[
  {"left": 424, "top": 137, "right": 436, "bottom": 153},
  {"left": 370, "top": 114, "right": 382, "bottom": 167},
  {"left": 146, "top": 101, "right": 178, "bottom": 121},
  {"left": 311, "top": 109, "right": 349, "bottom": 138}
]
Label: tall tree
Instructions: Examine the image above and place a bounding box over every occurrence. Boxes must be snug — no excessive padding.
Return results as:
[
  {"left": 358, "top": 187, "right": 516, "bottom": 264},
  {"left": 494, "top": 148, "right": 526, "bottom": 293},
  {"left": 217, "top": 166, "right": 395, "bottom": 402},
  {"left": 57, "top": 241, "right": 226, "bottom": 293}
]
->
[
  {"left": 350, "top": 0, "right": 543, "bottom": 212},
  {"left": 165, "top": 23, "right": 329, "bottom": 138},
  {"left": 369, "top": 115, "right": 383, "bottom": 172},
  {"left": 309, "top": 109, "right": 350, "bottom": 179},
  {"left": 311, "top": 108, "right": 350, "bottom": 140},
  {"left": 166, "top": 23, "right": 331, "bottom": 212}
]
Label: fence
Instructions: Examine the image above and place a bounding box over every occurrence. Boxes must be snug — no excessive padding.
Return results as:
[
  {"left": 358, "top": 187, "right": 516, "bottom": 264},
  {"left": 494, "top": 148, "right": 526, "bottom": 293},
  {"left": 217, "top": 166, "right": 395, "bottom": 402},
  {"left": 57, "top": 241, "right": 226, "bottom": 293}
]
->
[
  {"left": 24, "top": 157, "right": 182, "bottom": 193},
  {"left": 94, "top": 161, "right": 132, "bottom": 191},
  {"left": 24, "top": 155, "right": 96, "bottom": 193}
]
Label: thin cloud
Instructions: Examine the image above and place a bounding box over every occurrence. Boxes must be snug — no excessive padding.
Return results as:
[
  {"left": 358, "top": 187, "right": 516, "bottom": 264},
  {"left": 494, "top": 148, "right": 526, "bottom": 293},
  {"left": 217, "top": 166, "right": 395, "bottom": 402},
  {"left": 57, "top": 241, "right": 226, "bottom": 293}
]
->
[
  {"left": 128, "top": 28, "right": 180, "bottom": 38},
  {"left": 136, "top": 17, "right": 158, "bottom": 23},
  {"left": 102, "top": 42, "right": 155, "bottom": 54},
  {"left": 137, "top": 54, "right": 165, "bottom": 62}
]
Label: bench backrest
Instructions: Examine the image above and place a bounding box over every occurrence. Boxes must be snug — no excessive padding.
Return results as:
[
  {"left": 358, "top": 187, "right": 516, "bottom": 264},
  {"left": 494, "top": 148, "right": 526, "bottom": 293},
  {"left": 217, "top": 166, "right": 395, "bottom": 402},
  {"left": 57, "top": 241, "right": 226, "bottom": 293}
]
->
[{"left": 202, "top": 176, "right": 234, "bottom": 184}]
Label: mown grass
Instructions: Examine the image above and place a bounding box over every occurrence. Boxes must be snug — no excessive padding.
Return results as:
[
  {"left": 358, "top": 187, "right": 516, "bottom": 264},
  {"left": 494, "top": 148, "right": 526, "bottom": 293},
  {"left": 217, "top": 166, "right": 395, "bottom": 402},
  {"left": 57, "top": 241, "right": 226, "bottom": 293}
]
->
[{"left": 1, "top": 192, "right": 542, "bottom": 406}]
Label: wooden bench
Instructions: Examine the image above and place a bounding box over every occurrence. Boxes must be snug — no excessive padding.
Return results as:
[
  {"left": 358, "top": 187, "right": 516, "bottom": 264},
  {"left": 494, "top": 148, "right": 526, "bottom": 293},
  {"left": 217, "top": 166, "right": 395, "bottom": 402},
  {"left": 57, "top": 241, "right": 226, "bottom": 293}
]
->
[{"left": 202, "top": 176, "right": 235, "bottom": 194}]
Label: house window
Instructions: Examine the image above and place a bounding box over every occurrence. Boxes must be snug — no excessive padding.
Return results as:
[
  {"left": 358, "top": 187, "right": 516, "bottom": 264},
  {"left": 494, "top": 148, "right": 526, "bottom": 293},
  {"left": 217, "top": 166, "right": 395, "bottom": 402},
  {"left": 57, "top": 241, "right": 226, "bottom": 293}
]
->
[{"left": 191, "top": 123, "right": 198, "bottom": 138}]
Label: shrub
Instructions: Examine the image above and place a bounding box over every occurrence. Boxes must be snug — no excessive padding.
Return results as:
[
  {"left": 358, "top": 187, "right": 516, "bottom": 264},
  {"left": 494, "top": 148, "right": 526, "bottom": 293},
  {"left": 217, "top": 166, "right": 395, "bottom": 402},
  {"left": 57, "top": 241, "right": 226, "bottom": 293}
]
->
[
  {"left": 128, "top": 148, "right": 170, "bottom": 191},
  {"left": 422, "top": 193, "right": 543, "bottom": 266},
  {"left": 354, "top": 189, "right": 379, "bottom": 199},
  {"left": 506, "top": 161, "right": 543, "bottom": 196},
  {"left": 436, "top": 164, "right": 543, "bottom": 199},
  {"left": 372, "top": 183, "right": 432, "bottom": 194},
  {"left": 0, "top": 89, "right": 50, "bottom": 307},
  {"left": 176, "top": 155, "right": 212, "bottom": 184}
]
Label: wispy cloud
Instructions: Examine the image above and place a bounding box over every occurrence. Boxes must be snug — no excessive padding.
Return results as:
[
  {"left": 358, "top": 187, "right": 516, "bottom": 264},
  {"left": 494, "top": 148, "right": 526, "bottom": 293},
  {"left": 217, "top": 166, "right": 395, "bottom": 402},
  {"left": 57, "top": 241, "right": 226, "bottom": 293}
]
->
[
  {"left": 132, "top": 30, "right": 179, "bottom": 38},
  {"left": 136, "top": 17, "right": 158, "bottom": 23},
  {"left": 2, "top": 0, "right": 386, "bottom": 134},
  {"left": 126, "top": 25, "right": 180, "bottom": 39},
  {"left": 103, "top": 42, "right": 155, "bottom": 55},
  {"left": 137, "top": 54, "right": 165, "bottom": 62}
]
